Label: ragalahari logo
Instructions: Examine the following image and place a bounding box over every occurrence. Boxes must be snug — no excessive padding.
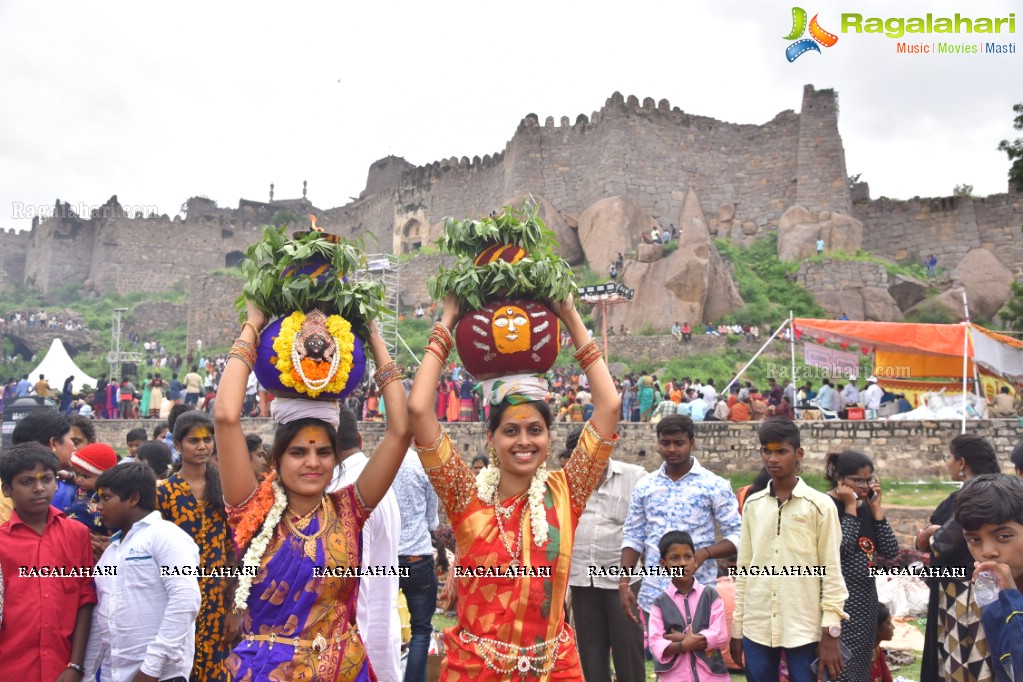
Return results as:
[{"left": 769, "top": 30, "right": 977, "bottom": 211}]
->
[{"left": 785, "top": 7, "right": 839, "bottom": 61}]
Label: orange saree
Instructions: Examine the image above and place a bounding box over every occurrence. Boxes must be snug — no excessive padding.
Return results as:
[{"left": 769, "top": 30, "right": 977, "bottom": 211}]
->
[{"left": 416, "top": 420, "right": 616, "bottom": 681}]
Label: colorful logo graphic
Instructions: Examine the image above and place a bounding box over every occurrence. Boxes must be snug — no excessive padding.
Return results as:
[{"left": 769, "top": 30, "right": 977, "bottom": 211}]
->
[{"left": 784, "top": 7, "right": 839, "bottom": 61}]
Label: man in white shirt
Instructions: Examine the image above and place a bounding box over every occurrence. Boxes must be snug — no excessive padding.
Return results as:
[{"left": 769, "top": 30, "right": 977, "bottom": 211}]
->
[
  {"left": 243, "top": 372, "right": 258, "bottom": 417},
  {"left": 328, "top": 406, "right": 402, "bottom": 681},
  {"left": 701, "top": 379, "right": 718, "bottom": 407},
  {"left": 863, "top": 377, "right": 885, "bottom": 411},
  {"left": 841, "top": 378, "right": 860, "bottom": 406},
  {"left": 86, "top": 461, "right": 201, "bottom": 682},
  {"left": 567, "top": 426, "right": 647, "bottom": 682},
  {"left": 391, "top": 450, "right": 440, "bottom": 682},
  {"left": 816, "top": 379, "right": 836, "bottom": 411}
]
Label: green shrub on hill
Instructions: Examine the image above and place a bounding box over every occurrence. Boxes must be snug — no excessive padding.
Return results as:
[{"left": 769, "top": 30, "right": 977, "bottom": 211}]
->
[{"left": 714, "top": 234, "right": 825, "bottom": 326}]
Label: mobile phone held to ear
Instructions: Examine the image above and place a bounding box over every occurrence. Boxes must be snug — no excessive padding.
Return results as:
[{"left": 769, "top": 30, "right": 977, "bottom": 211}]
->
[{"left": 868, "top": 488, "right": 877, "bottom": 501}]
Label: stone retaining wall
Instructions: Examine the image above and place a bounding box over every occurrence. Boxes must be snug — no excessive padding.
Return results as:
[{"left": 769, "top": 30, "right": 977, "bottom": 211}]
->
[
  {"left": 93, "top": 417, "right": 1020, "bottom": 546},
  {"left": 94, "top": 417, "right": 1022, "bottom": 482}
]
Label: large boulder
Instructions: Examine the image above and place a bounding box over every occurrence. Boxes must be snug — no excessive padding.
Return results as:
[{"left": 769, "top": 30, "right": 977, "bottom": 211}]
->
[
  {"left": 888, "top": 274, "right": 929, "bottom": 312},
  {"left": 814, "top": 291, "right": 865, "bottom": 321},
  {"left": 777, "top": 205, "right": 864, "bottom": 261},
  {"left": 503, "top": 193, "right": 583, "bottom": 265},
  {"left": 777, "top": 206, "right": 819, "bottom": 261},
  {"left": 905, "top": 287, "right": 967, "bottom": 323},
  {"left": 860, "top": 287, "right": 904, "bottom": 322},
  {"left": 577, "top": 197, "right": 659, "bottom": 273},
  {"left": 604, "top": 207, "right": 742, "bottom": 331},
  {"left": 704, "top": 248, "right": 746, "bottom": 322},
  {"left": 823, "top": 212, "right": 864, "bottom": 254},
  {"left": 954, "top": 249, "right": 1014, "bottom": 319}
]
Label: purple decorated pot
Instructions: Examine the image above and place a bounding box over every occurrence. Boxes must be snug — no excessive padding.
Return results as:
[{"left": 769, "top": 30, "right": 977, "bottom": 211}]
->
[{"left": 254, "top": 315, "right": 366, "bottom": 400}]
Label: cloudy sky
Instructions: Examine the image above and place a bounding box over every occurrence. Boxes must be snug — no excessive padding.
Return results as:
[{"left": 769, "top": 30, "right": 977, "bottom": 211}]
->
[{"left": 0, "top": 0, "right": 1018, "bottom": 232}]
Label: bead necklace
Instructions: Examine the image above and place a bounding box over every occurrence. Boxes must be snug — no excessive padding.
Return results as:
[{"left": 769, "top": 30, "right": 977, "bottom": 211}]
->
[
  {"left": 285, "top": 495, "right": 332, "bottom": 560},
  {"left": 493, "top": 494, "right": 525, "bottom": 570}
]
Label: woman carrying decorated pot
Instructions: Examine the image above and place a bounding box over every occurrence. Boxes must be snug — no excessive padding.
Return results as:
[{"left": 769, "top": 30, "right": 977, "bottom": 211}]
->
[
  {"left": 408, "top": 202, "right": 621, "bottom": 680},
  {"left": 214, "top": 226, "right": 410, "bottom": 681}
]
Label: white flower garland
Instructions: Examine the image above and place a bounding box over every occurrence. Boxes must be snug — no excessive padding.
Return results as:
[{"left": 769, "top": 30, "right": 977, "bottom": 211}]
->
[
  {"left": 234, "top": 477, "right": 288, "bottom": 612},
  {"left": 475, "top": 462, "right": 549, "bottom": 547}
]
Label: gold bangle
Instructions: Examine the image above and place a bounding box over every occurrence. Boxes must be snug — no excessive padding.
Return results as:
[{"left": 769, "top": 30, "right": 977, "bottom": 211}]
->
[
  {"left": 228, "top": 352, "right": 253, "bottom": 372},
  {"left": 241, "top": 321, "right": 262, "bottom": 344},
  {"left": 428, "top": 331, "right": 452, "bottom": 353},
  {"left": 434, "top": 322, "right": 454, "bottom": 345},
  {"left": 377, "top": 374, "right": 402, "bottom": 391},
  {"left": 573, "top": 339, "right": 598, "bottom": 361},
  {"left": 424, "top": 345, "right": 447, "bottom": 364}
]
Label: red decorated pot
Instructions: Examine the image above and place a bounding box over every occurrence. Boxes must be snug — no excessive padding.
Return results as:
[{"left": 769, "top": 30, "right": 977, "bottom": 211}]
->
[
  {"left": 455, "top": 299, "right": 560, "bottom": 380},
  {"left": 473, "top": 243, "right": 528, "bottom": 266}
]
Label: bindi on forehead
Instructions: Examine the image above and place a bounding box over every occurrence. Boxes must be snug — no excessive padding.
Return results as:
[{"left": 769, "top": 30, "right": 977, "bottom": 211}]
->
[
  {"left": 762, "top": 443, "right": 791, "bottom": 453},
  {"left": 192, "top": 426, "right": 212, "bottom": 439},
  {"left": 506, "top": 406, "right": 537, "bottom": 422},
  {"left": 293, "top": 426, "right": 329, "bottom": 445}
]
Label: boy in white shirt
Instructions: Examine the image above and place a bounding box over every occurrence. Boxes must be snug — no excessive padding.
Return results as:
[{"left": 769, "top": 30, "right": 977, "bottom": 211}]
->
[{"left": 85, "top": 462, "right": 201, "bottom": 682}]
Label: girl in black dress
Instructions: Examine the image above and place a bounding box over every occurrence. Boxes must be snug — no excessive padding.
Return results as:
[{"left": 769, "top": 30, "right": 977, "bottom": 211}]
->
[{"left": 824, "top": 450, "right": 899, "bottom": 681}]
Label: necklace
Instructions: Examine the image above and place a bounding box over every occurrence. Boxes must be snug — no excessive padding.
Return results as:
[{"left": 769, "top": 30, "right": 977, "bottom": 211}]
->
[
  {"left": 285, "top": 496, "right": 332, "bottom": 560},
  {"left": 493, "top": 495, "right": 525, "bottom": 570},
  {"left": 493, "top": 492, "right": 525, "bottom": 520}
]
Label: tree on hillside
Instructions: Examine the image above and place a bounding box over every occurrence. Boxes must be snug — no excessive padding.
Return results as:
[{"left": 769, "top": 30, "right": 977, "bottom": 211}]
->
[
  {"left": 997, "top": 102, "right": 1023, "bottom": 193},
  {"left": 953, "top": 183, "right": 974, "bottom": 198},
  {"left": 1000, "top": 280, "right": 1023, "bottom": 332}
]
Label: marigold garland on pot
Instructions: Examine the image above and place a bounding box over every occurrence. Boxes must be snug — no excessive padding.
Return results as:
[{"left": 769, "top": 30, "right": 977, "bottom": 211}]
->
[{"left": 271, "top": 311, "right": 356, "bottom": 398}]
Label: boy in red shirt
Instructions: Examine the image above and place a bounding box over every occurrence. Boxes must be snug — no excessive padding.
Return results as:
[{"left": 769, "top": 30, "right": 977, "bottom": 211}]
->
[{"left": 0, "top": 442, "right": 96, "bottom": 681}]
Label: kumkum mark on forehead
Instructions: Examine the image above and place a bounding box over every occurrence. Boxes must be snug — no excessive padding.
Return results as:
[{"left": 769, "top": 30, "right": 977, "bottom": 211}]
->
[
  {"left": 506, "top": 406, "right": 537, "bottom": 421},
  {"left": 762, "top": 443, "right": 788, "bottom": 452},
  {"left": 192, "top": 427, "right": 212, "bottom": 439}
]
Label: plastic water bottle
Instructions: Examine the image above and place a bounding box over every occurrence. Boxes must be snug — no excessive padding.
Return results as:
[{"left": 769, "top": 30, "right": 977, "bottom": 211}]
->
[{"left": 974, "top": 570, "right": 1000, "bottom": 607}]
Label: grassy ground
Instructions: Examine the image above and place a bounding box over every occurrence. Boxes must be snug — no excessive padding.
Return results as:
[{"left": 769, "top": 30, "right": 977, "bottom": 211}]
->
[{"left": 723, "top": 472, "right": 954, "bottom": 508}]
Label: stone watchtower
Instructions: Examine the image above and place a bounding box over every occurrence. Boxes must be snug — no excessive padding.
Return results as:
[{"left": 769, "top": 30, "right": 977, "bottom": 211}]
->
[{"left": 795, "top": 85, "right": 851, "bottom": 215}]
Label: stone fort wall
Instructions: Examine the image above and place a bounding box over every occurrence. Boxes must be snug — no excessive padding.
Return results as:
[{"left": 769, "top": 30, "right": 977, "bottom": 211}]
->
[
  {"left": 4, "top": 84, "right": 1021, "bottom": 301},
  {"left": 855, "top": 192, "right": 1023, "bottom": 275},
  {"left": 382, "top": 85, "right": 848, "bottom": 249}
]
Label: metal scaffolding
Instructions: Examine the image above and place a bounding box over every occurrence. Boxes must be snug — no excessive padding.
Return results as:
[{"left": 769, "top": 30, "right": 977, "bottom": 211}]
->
[
  {"left": 358, "top": 254, "right": 401, "bottom": 364},
  {"left": 108, "top": 308, "right": 144, "bottom": 380}
]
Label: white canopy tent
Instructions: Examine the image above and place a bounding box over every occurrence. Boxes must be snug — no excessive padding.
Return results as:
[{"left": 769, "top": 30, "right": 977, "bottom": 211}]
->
[{"left": 28, "top": 338, "right": 98, "bottom": 394}]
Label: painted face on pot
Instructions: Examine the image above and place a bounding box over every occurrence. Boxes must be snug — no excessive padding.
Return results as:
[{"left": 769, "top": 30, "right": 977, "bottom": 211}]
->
[{"left": 492, "top": 306, "right": 530, "bottom": 354}]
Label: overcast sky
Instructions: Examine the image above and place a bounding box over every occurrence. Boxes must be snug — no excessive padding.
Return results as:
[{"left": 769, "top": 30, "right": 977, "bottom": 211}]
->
[{"left": 0, "top": 0, "right": 1018, "bottom": 232}]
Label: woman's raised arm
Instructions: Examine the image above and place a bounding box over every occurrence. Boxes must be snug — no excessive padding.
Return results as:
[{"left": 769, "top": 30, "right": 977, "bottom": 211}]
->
[
  {"left": 214, "top": 302, "right": 264, "bottom": 505},
  {"left": 355, "top": 323, "right": 411, "bottom": 508},
  {"left": 408, "top": 294, "right": 460, "bottom": 448},
  {"left": 553, "top": 296, "right": 620, "bottom": 438}
]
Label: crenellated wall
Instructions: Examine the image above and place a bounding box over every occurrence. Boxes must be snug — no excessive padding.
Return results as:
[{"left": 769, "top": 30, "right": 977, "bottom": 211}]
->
[
  {"left": 380, "top": 89, "right": 822, "bottom": 249},
  {"left": 854, "top": 192, "right": 1023, "bottom": 275},
  {"left": 8, "top": 85, "right": 1020, "bottom": 305}
]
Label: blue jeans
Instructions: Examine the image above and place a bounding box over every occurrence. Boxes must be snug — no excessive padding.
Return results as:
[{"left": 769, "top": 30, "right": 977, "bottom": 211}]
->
[
  {"left": 399, "top": 555, "right": 437, "bottom": 682},
  {"left": 742, "top": 638, "right": 818, "bottom": 682}
]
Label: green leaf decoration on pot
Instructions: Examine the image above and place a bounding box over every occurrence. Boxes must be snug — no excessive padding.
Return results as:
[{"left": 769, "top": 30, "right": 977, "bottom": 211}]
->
[
  {"left": 235, "top": 226, "right": 387, "bottom": 340},
  {"left": 428, "top": 200, "right": 577, "bottom": 311}
]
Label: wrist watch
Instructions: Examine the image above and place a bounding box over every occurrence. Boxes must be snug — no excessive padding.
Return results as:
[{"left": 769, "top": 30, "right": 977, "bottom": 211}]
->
[{"left": 827, "top": 624, "right": 842, "bottom": 638}]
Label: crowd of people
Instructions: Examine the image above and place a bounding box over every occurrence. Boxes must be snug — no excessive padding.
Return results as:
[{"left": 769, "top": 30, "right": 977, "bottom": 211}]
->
[
  {"left": 2, "top": 387, "right": 1023, "bottom": 680},
  {"left": 0, "top": 309, "right": 86, "bottom": 331},
  {"left": 2, "top": 293, "right": 1023, "bottom": 682}
]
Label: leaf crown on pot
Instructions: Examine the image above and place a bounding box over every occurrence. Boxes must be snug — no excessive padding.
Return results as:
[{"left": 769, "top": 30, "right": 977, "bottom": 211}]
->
[
  {"left": 428, "top": 200, "right": 577, "bottom": 311},
  {"left": 235, "top": 225, "right": 387, "bottom": 339}
]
